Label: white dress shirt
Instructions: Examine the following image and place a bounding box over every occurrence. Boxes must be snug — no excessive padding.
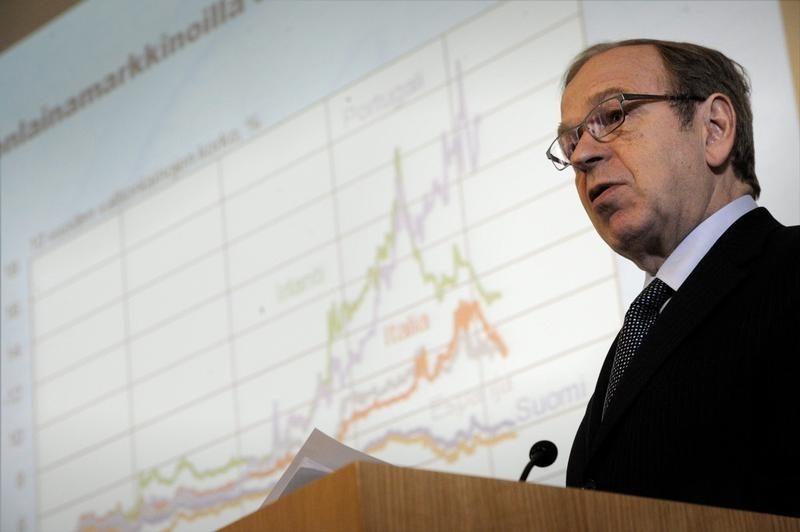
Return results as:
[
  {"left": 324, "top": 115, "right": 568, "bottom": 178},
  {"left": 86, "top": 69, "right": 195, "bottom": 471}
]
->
[{"left": 646, "top": 195, "right": 758, "bottom": 295}]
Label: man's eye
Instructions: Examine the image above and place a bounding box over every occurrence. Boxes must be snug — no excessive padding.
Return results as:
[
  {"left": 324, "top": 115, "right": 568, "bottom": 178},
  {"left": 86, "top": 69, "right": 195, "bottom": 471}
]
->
[{"left": 601, "top": 108, "right": 624, "bottom": 125}]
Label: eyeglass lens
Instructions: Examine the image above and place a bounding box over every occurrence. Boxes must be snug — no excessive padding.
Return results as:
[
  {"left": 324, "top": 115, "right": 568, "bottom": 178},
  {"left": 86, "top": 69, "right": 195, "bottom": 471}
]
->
[{"left": 556, "top": 97, "right": 624, "bottom": 163}]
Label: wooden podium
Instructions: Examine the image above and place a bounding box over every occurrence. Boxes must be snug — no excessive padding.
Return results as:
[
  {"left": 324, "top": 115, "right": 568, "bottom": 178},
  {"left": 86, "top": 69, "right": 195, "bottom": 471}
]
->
[{"left": 222, "top": 461, "right": 799, "bottom": 531}]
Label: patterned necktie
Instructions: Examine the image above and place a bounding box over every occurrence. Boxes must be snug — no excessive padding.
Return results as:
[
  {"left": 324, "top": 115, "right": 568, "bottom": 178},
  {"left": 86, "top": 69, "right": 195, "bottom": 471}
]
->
[{"left": 602, "top": 278, "right": 674, "bottom": 419}]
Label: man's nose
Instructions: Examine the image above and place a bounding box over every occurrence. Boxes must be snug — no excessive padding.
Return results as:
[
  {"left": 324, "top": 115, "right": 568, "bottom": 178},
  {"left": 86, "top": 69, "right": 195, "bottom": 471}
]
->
[{"left": 570, "top": 132, "right": 608, "bottom": 173}]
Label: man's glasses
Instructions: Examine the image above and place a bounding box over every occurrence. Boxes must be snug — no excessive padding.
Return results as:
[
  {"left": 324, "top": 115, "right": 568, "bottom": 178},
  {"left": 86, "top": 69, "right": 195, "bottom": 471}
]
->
[{"left": 545, "top": 93, "right": 705, "bottom": 170}]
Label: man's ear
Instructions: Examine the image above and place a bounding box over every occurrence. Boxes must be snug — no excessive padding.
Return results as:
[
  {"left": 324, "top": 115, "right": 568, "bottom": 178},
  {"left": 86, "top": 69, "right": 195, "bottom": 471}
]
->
[{"left": 703, "top": 93, "right": 736, "bottom": 168}]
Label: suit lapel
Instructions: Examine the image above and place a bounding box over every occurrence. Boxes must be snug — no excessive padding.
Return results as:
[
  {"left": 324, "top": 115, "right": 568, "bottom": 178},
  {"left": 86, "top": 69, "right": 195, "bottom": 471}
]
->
[{"left": 586, "top": 208, "right": 778, "bottom": 458}]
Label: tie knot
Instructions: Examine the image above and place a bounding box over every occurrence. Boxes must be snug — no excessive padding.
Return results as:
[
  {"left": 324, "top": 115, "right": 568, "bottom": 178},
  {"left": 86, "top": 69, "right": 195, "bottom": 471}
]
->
[{"left": 632, "top": 278, "right": 674, "bottom": 312}]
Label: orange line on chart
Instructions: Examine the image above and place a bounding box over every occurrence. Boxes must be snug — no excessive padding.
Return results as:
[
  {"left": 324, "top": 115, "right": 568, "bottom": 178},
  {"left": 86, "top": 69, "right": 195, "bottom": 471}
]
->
[
  {"left": 161, "top": 489, "right": 269, "bottom": 532},
  {"left": 366, "top": 430, "right": 517, "bottom": 463},
  {"left": 336, "top": 300, "right": 508, "bottom": 441}
]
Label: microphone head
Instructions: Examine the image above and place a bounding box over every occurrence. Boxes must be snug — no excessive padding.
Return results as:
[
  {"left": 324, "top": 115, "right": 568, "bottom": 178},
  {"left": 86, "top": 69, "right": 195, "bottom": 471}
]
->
[{"left": 529, "top": 440, "right": 557, "bottom": 467}]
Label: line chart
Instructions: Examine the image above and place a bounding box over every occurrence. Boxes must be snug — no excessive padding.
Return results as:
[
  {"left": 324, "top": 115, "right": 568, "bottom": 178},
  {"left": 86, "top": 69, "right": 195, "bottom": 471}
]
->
[{"left": 27, "top": 3, "right": 623, "bottom": 531}]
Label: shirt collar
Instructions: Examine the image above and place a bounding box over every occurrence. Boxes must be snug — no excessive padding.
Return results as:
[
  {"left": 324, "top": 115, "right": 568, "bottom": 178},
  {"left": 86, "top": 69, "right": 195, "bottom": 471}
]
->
[{"left": 646, "top": 195, "right": 757, "bottom": 291}]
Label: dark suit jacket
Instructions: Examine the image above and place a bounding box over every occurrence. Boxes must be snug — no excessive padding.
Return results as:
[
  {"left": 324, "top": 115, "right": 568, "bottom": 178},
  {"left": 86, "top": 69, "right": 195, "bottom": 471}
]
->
[{"left": 566, "top": 207, "right": 800, "bottom": 517}]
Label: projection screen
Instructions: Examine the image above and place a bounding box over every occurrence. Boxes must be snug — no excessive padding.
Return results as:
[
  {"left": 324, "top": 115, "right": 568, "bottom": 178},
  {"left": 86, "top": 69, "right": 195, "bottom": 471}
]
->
[{"left": 1, "top": 1, "right": 797, "bottom": 530}]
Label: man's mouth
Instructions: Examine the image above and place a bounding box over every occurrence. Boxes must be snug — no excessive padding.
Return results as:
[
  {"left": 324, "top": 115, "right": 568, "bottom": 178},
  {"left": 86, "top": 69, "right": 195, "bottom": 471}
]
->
[{"left": 588, "top": 182, "right": 617, "bottom": 203}]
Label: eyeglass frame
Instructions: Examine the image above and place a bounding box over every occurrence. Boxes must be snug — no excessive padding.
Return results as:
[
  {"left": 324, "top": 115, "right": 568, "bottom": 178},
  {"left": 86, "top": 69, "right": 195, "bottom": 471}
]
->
[{"left": 545, "top": 92, "right": 706, "bottom": 170}]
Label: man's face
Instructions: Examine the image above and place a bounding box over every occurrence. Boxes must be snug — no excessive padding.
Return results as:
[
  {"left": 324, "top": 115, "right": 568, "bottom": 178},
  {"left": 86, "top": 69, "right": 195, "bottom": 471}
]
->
[{"left": 561, "top": 45, "right": 716, "bottom": 273}]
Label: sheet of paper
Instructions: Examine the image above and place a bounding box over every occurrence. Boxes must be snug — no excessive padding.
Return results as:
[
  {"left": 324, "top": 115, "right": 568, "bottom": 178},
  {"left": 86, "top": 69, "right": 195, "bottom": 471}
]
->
[{"left": 261, "top": 428, "right": 386, "bottom": 506}]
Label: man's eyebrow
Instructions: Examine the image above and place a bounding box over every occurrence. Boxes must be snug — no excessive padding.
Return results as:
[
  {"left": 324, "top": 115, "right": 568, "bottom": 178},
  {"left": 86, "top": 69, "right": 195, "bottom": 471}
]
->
[
  {"left": 556, "top": 121, "right": 573, "bottom": 137},
  {"left": 593, "top": 87, "right": 626, "bottom": 103},
  {"left": 557, "top": 87, "right": 627, "bottom": 136}
]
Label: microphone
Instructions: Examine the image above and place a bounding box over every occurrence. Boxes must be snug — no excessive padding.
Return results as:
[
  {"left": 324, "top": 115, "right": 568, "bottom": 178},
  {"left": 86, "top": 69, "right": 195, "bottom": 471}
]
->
[{"left": 518, "top": 440, "right": 558, "bottom": 482}]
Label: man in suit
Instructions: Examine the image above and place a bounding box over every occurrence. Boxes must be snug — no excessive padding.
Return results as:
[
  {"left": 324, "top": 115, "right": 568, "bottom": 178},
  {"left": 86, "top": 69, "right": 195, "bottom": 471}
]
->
[{"left": 545, "top": 39, "right": 799, "bottom": 516}]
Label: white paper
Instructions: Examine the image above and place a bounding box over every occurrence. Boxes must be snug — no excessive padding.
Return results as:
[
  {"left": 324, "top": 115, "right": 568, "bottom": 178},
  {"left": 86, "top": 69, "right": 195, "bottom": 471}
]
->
[{"left": 262, "top": 428, "right": 386, "bottom": 506}]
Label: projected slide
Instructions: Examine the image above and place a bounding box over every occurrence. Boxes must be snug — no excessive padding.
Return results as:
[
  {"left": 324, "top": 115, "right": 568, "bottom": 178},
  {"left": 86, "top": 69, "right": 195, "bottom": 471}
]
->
[{"left": 11, "top": 2, "right": 622, "bottom": 531}]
